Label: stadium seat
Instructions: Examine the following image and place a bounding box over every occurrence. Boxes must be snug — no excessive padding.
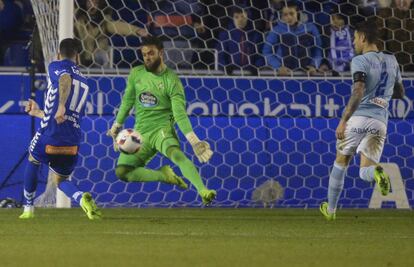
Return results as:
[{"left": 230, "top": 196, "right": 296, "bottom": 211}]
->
[{"left": 3, "top": 42, "right": 30, "bottom": 66}]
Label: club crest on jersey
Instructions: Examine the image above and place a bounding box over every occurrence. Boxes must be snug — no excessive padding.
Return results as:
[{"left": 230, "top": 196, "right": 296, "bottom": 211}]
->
[
  {"left": 157, "top": 82, "right": 164, "bottom": 91},
  {"left": 139, "top": 92, "right": 158, "bottom": 107}
]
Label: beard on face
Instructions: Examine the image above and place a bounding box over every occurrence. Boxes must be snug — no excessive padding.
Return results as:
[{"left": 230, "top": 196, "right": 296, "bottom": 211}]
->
[{"left": 144, "top": 56, "right": 161, "bottom": 73}]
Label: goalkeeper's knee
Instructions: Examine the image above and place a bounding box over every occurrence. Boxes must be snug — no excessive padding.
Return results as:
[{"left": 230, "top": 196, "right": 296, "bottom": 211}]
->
[
  {"left": 115, "top": 165, "right": 134, "bottom": 182},
  {"left": 167, "top": 147, "right": 188, "bottom": 165}
]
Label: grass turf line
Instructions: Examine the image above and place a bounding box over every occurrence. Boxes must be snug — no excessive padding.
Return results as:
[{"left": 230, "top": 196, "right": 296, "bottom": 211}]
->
[{"left": 0, "top": 208, "right": 413, "bottom": 267}]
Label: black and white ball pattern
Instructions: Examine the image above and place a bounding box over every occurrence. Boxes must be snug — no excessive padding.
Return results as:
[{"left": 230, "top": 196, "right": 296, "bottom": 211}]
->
[{"left": 116, "top": 129, "right": 141, "bottom": 154}]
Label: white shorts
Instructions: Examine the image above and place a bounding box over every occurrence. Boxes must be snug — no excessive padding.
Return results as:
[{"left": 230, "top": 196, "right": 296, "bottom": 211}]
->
[{"left": 336, "top": 116, "right": 387, "bottom": 163}]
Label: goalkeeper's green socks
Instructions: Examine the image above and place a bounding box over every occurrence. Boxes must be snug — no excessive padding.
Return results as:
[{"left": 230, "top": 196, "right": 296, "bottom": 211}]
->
[{"left": 168, "top": 147, "right": 206, "bottom": 192}]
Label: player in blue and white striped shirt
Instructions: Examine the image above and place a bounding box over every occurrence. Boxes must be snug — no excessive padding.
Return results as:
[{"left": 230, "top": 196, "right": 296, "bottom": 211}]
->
[
  {"left": 20, "top": 39, "right": 101, "bottom": 220},
  {"left": 320, "top": 21, "right": 405, "bottom": 220}
]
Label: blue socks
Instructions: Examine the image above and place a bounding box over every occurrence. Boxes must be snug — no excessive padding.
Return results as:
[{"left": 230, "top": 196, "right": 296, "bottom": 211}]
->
[
  {"left": 23, "top": 161, "right": 40, "bottom": 206},
  {"left": 328, "top": 162, "right": 347, "bottom": 213},
  {"left": 23, "top": 158, "right": 83, "bottom": 206},
  {"left": 58, "top": 180, "right": 83, "bottom": 203},
  {"left": 359, "top": 166, "right": 376, "bottom": 182}
]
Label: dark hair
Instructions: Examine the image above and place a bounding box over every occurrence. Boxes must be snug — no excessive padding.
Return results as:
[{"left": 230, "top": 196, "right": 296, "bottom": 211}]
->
[
  {"left": 355, "top": 21, "right": 378, "bottom": 44},
  {"left": 282, "top": 1, "right": 299, "bottom": 10},
  {"left": 141, "top": 36, "right": 164, "bottom": 50},
  {"left": 59, "top": 38, "right": 81, "bottom": 58},
  {"left": 332, "top": 13, "right": 345, "bottom": 21},
  {"left": 231, "top": 6, "right": 245, "bottom": 16}
]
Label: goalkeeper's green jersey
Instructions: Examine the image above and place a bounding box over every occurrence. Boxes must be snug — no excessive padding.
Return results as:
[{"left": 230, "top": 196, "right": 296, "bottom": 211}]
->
[{"left": 115, "top": 65, "right": 193, "bottom": 135}]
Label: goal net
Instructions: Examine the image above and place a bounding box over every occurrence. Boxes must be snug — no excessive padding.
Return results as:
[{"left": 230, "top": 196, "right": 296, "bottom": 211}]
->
[{"left": 31, "top": 0, "right": 414, "bottom": 208}]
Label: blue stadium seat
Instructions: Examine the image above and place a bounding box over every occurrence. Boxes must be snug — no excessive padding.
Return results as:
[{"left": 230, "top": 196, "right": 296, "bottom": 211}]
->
[{"left": 3, "top": 42, "right": 30, "bottom": 66}]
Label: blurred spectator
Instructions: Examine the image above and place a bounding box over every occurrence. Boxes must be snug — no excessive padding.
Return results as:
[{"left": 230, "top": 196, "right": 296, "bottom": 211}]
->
[
  {"left": 217, "top": 7, "right": 264, "bottom": 75},
  {"left": 74, "top": 0, "right": 148, "bottom": 67},
  {"left": 264, "top": 0, "right": 285, "bottom": 30},
  {"left": 143, "top": 0, "right": 210, "bottom": 69},
  {"left": 396, "top": 0, "right": 413, "bottom": 10},
  {"left": 0, "top": 0, "right": 23, "bottom": 40},
  {"left": 262, "top": 1, "right": 322, "bottom": 75},
  {"left": 383, "top": 0, "right": 413, "bottom": 9},
  {"left": 329, "top": 14, "right": 354, "bottom": 72},
  {"left": 202, "top": 0, "right": 267, "bottom": 34},
  {"left": 229, "top": 0, "right": 268, "bottom": 32},
  {"left": 0, "top": 0, "right": 24, "bottom": 63},
  {"left": 265, "top": 0, "right": 333, "bottom": 30}
]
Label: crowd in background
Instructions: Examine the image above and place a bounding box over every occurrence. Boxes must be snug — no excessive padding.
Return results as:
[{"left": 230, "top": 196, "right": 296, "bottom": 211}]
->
[{"left": 0, "top": 0, "right": 413, "bottom": 75}]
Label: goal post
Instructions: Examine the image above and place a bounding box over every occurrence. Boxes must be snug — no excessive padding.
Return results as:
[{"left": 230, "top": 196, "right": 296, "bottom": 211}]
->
[{"left": 55, "top": 0, "right": 74, "bottom": 208}]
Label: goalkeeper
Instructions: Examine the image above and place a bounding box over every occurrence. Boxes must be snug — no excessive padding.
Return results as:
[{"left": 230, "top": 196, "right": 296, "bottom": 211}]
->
[{"left": 108, "top": 36, "right": 216, "bottom": 205}]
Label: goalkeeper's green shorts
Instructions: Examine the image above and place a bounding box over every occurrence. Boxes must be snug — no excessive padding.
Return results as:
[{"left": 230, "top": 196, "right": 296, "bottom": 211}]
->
[{"left": 117, "top": 126, "right": 180, "bottom": 168}]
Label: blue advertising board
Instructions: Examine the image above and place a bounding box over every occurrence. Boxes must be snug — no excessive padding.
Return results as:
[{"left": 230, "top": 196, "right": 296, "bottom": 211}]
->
[{"left": 0, "top": 74, "right": 413, "bottom": 208}]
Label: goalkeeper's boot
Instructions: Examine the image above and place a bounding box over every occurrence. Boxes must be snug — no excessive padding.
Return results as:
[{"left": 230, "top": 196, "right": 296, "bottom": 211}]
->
[
  {"left": 160, "top": 165, "right": 188, "bottom": 190},
  {"left": 80, "top": 192, "right": 102, "bottom": 220},
  {"left": 319, "top": 202, "right": 336, "bottom": 221},
  {"left": 19, "top": 206, "right": 34, "bottom": 219},
  {"left": 373, "top": 165, "right": 390, "bottom": 196},
  {"left": 199, "top": 189, "right": 217, "bottom": 206}
]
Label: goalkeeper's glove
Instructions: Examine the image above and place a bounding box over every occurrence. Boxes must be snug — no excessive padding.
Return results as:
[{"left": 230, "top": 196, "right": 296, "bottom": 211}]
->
[
  {"left": 107, "top": 122, "right": 122, "bottom": 152},
  {"left": 186, "top": 132, "right": 213, "bottom": 163}
]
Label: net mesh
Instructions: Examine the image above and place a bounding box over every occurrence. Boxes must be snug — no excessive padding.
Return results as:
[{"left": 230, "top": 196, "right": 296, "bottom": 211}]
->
[
  {"left": 30, "top": 0, "right": 59, "bottom": 207},
  {"left": 30, "top": 0, "right": 59, "bottom": 68},
  {"left": 30, "top": 0, "right": 414, "bottom": 208}
]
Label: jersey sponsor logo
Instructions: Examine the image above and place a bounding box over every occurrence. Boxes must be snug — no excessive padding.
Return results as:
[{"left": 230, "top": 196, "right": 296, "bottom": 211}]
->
[
  {"left": 45, "top": 145, "right": 78, "bottom": 155},
  {"left": 369, "top": 97, "right": 387, "bottom": 109},
  {"left": 350, "top": 127, "right": 381, "bottom": 136},
  {"left": 139, "top": 92, "right": 158, "bottom": 107}
]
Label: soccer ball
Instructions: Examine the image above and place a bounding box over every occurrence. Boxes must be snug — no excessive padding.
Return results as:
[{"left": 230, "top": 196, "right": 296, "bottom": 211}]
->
[{"left": 116, "top": 129, "right": 141, "bottom": 154}]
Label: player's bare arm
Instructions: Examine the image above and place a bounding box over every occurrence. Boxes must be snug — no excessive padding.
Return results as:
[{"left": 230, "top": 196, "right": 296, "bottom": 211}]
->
[
  {"left": 55, "top": 73, "right": 72, "bottom": 124},
  {"left": 336, "top": 81, "right": 365, "bottom": 140},
  {"left": 392, "top": 82, "right": 405, "bottom": 99}
]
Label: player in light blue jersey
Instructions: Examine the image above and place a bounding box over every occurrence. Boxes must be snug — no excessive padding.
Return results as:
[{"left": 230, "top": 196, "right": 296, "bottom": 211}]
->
[
  {"left": 19, "top": 39, "right": 101, "bottom": 220},
  {"left": 320, "top": 21, "right": 405, "bottom": 220}
]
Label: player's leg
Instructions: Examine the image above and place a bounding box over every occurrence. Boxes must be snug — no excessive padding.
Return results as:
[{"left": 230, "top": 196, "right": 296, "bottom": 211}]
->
[
  {"left": 19, "top": 154, "right": 41, "bottom": 219},
  {"left": 320, "top": 152, "right": 352, "bottom": 220},
  {"left": 155, "top": 126, "right": 216, "bottom": 204},
  {"left": 166, "top": 146, "right": 216, "bottom": 204},
  {"left": 49, "top": 153, "right": 102, "bottom": 220},
  {"left": 115, "top": 142, "right": 187, "bottom": 189},
  {"left": 320, "top": 117, "right": 364, "bottom": 220},
  {"left": 359, "top": 154, "right": 390, "bottom": 196},
  {"left": 50, "top": 172, "right": 101, "bottom": 220},
  {"left": 357, "top": 118, "right": 389, "bottom": 195},
  {"left": 20, "top": 133, "right": 47, "bottom": 219}
]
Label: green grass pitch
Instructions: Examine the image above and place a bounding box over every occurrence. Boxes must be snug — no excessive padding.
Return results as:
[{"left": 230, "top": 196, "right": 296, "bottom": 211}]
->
[{"left": 0, "top": 208, "right": 413, "bottom": 267}]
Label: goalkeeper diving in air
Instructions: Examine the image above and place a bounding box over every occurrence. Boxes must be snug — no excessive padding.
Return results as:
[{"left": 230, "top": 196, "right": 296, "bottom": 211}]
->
[{"left": 108, "top": 36, "right": 216, "bottom": 205}]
